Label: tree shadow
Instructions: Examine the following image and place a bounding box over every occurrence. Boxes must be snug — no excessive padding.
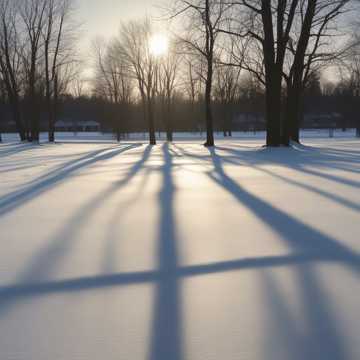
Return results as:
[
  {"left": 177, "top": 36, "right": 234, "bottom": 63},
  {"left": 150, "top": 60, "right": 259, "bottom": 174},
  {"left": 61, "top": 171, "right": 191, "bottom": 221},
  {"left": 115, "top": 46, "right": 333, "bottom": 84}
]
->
[
  {"left": 216, "top": 145, "right": 360, "bottom": 188},
  {"left": 0, "top": 145, "right": 153, "bottom": 316},
  {"left": 206, "top": 148, "right": 358, "bottom": 360},
  {"left": 0, "top": 143, "right": 42, "bottom": 158},
  {"left": 101, "top": 167, "right": 152, "bottom": 274},
  {"left": 174, "top": 144, "right": 360, "bottom": 217},
  {"left": 148, "top": 143, "right": 182, "bottom": 360},
  {"left": 207, "top": 148, "right": 359, "bottom": 270},
  {"left": 0, "top": 144, "right": 142, "bottom": 217},
  {"left": 260, "top": 266, "right": 347, "bottom": 360},
  {"left": 219, "top": 155, "right": 360, "bottom": 214},
  {"left": 0, "top": 143, "right": 358, "bottom": 360}
]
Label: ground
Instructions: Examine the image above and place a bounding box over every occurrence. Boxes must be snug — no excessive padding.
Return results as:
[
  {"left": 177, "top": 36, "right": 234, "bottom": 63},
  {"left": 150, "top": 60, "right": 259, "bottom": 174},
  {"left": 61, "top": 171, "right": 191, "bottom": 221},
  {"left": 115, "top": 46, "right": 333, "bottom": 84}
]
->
[{"left": 0, "top": 133, "right": 359, "bottom": 360}]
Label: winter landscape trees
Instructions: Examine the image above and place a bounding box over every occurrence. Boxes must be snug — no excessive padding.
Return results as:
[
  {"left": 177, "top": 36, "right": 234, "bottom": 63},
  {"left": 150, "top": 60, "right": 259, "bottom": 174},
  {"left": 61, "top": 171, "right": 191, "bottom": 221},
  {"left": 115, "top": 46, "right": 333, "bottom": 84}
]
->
[
  {"left": 0, "top": 0, "right": 359, "bottom": 145},
  {"left": 1, "top": 3, "right": 360, "bottom": 360},
  {"left": 0, "top": 0, "right": 78, "bottom": 143}
]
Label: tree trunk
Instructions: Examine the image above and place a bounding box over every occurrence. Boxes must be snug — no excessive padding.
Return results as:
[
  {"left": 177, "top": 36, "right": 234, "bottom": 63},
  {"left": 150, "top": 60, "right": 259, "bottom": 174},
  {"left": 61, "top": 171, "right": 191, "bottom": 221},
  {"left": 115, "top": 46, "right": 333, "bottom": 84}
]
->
[
  {"left": 287, "top": 85, "right": 303, "bottom": 143},
  {"left": 29, "top": 87, "right": 40, "bottom": 143},
  {"left": 49, "top": 74, "right": 59, "bottom": 143},
  {"left": 48, "top": 110, "right": 55, "bottom": 142},
  {"left": 165, "top": 99, "right": 173, "bottom": 142},
  {"left": 11, "top": 97, "right": 26, "bottom": 141},
  {"left": 282, "top": 85, "right": 293, "bottom": 146},
  {"left": 265, "top": 71, "right": 282, "bottom": 147},
  {"left": 47, "top": 98, "right": 55, "bottom": 142},
  {"left": 147, "top": 98, "right": 156, "bottom": 145},
  {"left": 204, "top": 63, "right": 214, "bottom": 147}
]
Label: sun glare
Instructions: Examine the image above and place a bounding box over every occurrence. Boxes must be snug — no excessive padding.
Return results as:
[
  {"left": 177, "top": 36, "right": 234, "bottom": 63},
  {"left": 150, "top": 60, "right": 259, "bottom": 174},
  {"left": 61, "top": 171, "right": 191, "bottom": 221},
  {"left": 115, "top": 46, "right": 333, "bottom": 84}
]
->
[{"left": 149, "top": 34, "right": 169, "bottom": 56}]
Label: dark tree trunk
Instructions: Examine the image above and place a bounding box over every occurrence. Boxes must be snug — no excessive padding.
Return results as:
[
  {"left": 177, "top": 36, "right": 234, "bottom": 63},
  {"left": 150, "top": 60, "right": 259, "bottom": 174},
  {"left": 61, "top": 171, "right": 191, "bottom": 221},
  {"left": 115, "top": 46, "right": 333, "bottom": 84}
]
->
[
  {"left": 204, "top": 62, "right": 214, "bottom": 147},
  {"left": 227, "top": 105, "right": 233, "bottom": 137},
  {"left": 262, "top": 1, "right": 282, "bottom": 147},
  {"left": 265, "top": 71, "right": 282, "bottom": 147},
  {"left": 290, "top": 95, "right": 301, "bottom": 143},
  {"left": 147, "top": 98, "right": 156, "bottom": 145},
  {"left": 203, "top": 0, "right": 215, "bottom": 147},
  {"left": 223, "top": 106, "right": 227, "bottom": 137},
  {"left": 29, "top": 88, "right": 40, "bottom": 142},
  {"left": 11, "top": 97, "right": 26, "bottom": 141},
  {"left": 285, "top": 0, "right": 316, "bottom": 145},
  {"left": 47, "top": 102, "right": 55, "bottom": 143},
  {"left": 116, "top": 126, "right": 121, "bottom": 142},
  {"left": 285, "top": 81, "right": 304, "bottom": 144},
  {"left": 283, "top": 85, "right": 294, "bottom": 146},
  {"left": 30, "top": 103, "right": 40, "bottom": 143},
  {"left": 48, "top": 74, "right": 58, "bottom": 143},
  {"left": 165, "top": 99, "right": 173, "bottom": 142}
]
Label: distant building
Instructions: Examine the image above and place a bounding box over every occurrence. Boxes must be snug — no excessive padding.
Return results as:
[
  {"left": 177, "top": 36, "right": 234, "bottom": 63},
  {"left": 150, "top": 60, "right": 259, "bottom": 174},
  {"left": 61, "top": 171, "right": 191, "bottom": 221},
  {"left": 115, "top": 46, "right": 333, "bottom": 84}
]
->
[
  {"left": 231, "top": 112, "right": 344, "bottom": 131},
  {"left": 55, "top": 119, "right": 100, "bottom": 132},
  {"left": 302, "top": 113, "right": 342, "bottom": 128}
]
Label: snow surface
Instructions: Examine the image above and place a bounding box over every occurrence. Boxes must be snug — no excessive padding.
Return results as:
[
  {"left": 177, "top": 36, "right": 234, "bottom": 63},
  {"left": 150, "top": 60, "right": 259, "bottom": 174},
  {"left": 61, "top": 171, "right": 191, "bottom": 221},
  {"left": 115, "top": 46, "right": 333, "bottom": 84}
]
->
[{"left": 0, "top": 136, "right": 359, "bottom": 360}]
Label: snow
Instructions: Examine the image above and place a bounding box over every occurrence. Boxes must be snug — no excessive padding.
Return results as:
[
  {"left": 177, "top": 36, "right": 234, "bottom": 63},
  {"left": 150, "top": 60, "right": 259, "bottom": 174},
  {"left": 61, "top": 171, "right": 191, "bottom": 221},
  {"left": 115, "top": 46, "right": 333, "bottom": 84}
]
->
[{"left": 0, "top": 135, "right": 359, "bottom": 360}]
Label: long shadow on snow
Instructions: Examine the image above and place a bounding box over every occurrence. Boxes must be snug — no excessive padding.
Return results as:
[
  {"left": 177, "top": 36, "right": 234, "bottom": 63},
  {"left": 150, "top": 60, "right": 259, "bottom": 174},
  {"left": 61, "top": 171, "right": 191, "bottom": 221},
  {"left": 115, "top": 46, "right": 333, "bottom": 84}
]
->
[
  {"left": 0, "top": 144, "right": 358, "bottom": 360},
  {"left": 0, "top": 145, "right": 152, "bottom": 316},
  {"left": 207, "top": 148, "right": 356, "bottom": 360},
  {"left": 220, "top": 155, "right": 360, "bottom": 214},
  {"left": 260, "top": 267, "right": 348, "bottom": 360},
  {"left": 0, "top": 145, "right": 358, "bottom": 298},
  {"left": 101, "top": 167, "right": 152, "bottom": 274},
  {"left": 217, "top": 145, "right": 360, "bottom": 189},
  {"left": 207, "top": 148, "right": 359, "bottom": 270},
  {"left": 0, "top": 143, "right": 141, "bottom": 217},
  {"left": 0, "top": 251, "right": 354, "bottom": 301},
  {"left": 173, "top": 144, "right": 360, "bottom": 216},
  {"left": 148, "top": 143, "right": 182, "bottom": 360},
  {"left": 0, "top": 142, "right": 42, "bottom": 158}
]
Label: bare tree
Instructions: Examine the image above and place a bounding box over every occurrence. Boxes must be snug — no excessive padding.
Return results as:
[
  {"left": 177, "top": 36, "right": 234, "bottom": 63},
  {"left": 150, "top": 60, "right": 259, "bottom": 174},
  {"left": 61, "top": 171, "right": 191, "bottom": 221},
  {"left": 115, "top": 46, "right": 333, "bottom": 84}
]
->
[
  {"left": 19, "top": 0, "right": 48, "bottom": 142},
  {"left": 157, "top": 39, "right": 181, "bottom": 141},
  {"left": 223, "top": 0, "right": 352, "bottom": 145},
  {"left": 342, "top": 26, "right": 360, "bottom": 136},
  {"left": 116, "top": 19, "right": 158, "bottom": 145},
  {"left": 180, "top": 55, "right": 205, "bottom": 133},
  {"left": 43, "top": 0, "right": 78, "bottom": 142},
  {"left": 93, "top": 38, "right": 133, "bottom": 141},
  {"left": 0, "top": 0, "right": 26, "bottom": 141},
  {"left": 229, "top": 1, "right": 300, "bottom": 146},
  {"left": 283, "top": 0, "right": 351, "bottom": 144},
  {"left": 173, "top": 0, "right": 230, "bottom": 146},
  {"left": 71, "top": 70, "right": 86, "bottom": 98},
  {"left": 213, "top": 63, "right": 241, "bottom": 136}
]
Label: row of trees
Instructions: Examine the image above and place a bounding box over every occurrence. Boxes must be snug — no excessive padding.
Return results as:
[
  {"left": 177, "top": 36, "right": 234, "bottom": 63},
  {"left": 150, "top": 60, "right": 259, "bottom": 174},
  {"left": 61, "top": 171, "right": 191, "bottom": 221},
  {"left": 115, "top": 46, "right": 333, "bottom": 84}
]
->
[
  {"left": 1, "top": 0, "right": 359, "bottom": 146},
  {"left": 93, "top": 0, "right": 356, "bottom": 147},
  {"left": 0, "top": 0, "right": 78, "bottom": 142},
  {"left": 173, "top": 0, "right": 356, "bottom": 146}
]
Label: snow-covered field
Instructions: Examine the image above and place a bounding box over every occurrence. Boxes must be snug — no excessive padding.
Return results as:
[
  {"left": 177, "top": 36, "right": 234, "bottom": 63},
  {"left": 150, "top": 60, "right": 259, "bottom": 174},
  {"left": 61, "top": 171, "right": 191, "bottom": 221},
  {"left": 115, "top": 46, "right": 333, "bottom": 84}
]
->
[{"left": 0, "top": 135, "right": 359, "bottom": 360}]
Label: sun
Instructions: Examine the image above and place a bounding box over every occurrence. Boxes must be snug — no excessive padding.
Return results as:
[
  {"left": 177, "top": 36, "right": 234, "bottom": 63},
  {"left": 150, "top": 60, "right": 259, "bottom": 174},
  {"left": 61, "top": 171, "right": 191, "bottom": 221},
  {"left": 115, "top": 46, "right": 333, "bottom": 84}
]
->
[{"left": 149, "top": 34, "right": 169, "bottom": 56}]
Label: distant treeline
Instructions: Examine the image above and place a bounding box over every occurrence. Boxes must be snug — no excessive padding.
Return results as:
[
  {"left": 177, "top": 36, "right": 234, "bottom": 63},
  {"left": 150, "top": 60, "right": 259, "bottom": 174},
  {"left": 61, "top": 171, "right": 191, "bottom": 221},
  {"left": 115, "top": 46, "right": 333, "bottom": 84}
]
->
[{"left": 1, "top": 74, "right": 359, "bottom": 135}]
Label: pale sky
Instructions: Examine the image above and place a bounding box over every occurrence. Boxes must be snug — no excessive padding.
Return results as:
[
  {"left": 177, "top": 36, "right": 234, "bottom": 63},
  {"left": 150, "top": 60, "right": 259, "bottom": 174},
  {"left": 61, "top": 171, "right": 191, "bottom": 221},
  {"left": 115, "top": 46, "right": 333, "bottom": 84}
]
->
[{"left": 77, "top": 0, "right": 167, "bottom": 50}]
